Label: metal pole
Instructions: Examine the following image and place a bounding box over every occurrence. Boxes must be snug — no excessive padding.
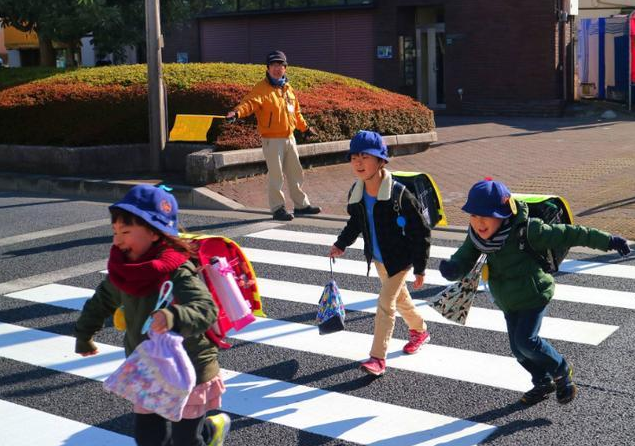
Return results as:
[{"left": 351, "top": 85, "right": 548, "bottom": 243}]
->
[{"left": 145, "top": 0, "right": 166, "bottom": 172}]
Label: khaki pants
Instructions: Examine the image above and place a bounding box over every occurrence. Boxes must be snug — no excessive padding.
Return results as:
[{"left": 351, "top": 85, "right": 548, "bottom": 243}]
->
[
  {"left": 370, "top": 261, "right": 427, "bottom": 359},
  {"left": 262, "top": 137, "right": 310, "bottom": 212}
]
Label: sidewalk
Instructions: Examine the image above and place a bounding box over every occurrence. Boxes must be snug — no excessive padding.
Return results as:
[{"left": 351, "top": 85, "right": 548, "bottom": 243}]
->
[{"left": 207, "top": 115, "right": 635, "bottom": 239}]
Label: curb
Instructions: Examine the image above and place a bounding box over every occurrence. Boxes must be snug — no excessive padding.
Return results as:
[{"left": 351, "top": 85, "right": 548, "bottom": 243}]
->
[{"left": 0, "top": 172, "right": 244, "bottom": 211}]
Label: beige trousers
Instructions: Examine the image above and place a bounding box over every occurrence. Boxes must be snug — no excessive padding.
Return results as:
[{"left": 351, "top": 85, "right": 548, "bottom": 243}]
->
[
  {"left": 370, "top": 261, "right": 427, "bottom": 359},
  {"left": 261, "top": 137, "right": 310, "bottom": 212}
]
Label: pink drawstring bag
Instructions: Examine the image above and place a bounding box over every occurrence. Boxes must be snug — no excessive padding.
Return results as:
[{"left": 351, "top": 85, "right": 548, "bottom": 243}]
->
[{"left": 103, "top": 330, "right": 196, "bottom": 422}]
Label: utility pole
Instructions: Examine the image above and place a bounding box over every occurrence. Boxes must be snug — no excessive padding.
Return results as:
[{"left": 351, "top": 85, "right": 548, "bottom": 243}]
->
[{"left": 145, "top": 0, "right": 166, "bottom": 172}]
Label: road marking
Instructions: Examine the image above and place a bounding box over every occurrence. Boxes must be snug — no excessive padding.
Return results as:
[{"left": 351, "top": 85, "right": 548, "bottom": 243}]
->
[
  {"left": 229, "top": 317, "right": 531, "bottom": 392},
  {"left": 7, "top": 284, "right": 94, "bottom": 311},
  {"left": 0, "top": 219, "right": 110, "bottom": 247},
  {"left": 0, "top": 323, "right": 495, "bottom": 446},
  {"left": 257, "top": 278, "right": 618, "bottom": 345},
  {"left": 0, "top": 400, "right": 135, "bottom": 446},
  {"left": 247, "top": 228, "right": 635, "bottom": 279},
  {"left": 244, "top": 247, "right": 635, "bottom": 309},
  {"left": 0, "top": 259, "right": 107, "bottom": 296}
]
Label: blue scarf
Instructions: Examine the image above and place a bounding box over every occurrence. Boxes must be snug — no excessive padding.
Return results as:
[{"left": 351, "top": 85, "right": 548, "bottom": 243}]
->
[{"left": 266, "top": 72, "right": 287, "bottom": 88}]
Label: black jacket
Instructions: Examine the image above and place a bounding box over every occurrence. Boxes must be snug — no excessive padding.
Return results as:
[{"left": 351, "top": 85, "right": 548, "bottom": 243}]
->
[{"left": 334, "top": 171, "right": 431, "bottom": 277}]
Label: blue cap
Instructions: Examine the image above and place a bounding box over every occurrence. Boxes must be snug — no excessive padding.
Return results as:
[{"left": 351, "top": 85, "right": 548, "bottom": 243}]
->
[
  {"left": 110, "top": 185, "right": 179, "bottom": 236},
  {"left": 347, "top": 130, "right": 389, "bottom": 162},
  {"left": 462, "top": 179, "right": 513, "bottom": 218}
]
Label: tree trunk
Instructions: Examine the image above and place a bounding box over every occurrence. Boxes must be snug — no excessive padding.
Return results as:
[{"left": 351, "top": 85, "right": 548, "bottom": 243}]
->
[{"left": 38, "top": 36, "right": 56, "bottom": 67}]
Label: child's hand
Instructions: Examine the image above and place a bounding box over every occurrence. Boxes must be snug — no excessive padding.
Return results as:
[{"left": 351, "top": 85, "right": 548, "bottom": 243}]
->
[
  {"left": 329, "top": 245, "right": 344, "bottom": 258},
  {"left": 439, "top": 260, "right": 460, "bottom": 280},
  {"left": 150, "top": 310, "right": 169, "bottom": 334},
  {"left": 609, "top": 235, "right": 631, "bottom": 257},
  {"left": 413, "top": 274, "right": 425, "bottom": 289}
]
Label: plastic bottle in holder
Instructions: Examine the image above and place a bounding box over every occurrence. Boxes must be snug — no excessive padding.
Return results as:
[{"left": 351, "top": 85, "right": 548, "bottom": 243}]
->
[{"left": 206, "top": 256, "right": 255, "bottom": 331}]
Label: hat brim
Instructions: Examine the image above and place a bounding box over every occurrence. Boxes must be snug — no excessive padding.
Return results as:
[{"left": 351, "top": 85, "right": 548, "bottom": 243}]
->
[
  {"left": 346, "top": 148, "right": 389, "bottom": 162},
  {"left": 109, "top": 203, "right": 179, "bottom": 236},
  {"left": 461, "top": 202, "right": 511, "bottom": 218}
]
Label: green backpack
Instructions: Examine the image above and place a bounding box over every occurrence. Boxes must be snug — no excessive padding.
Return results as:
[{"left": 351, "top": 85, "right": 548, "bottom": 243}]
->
[{"left": 512, "top": 194, "right": 574, "bottom": 273}]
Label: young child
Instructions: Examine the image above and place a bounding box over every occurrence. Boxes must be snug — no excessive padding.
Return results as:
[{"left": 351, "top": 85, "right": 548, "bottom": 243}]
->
[
  {"left": 74, "top": 184, "right": 231, "bottom": 446},
  {"left": 439, "top": 178, "right": 631, "bottom": 405},
  {"left": 329, "top": 130, "right": 432, "bottom": 376}
]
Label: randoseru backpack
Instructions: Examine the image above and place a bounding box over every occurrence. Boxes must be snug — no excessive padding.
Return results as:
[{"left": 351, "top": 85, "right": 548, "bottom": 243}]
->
[
  {"left": 391, "top": 171, "right": 447, "bottom": 228},
  {"left": 512, "top": 194, "right": 574, "bottom": 273}
]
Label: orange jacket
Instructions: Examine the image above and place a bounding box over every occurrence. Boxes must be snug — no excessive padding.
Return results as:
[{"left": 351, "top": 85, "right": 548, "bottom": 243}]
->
[{"left": 234, "top": 78, "right": 308, "bottom": 138}]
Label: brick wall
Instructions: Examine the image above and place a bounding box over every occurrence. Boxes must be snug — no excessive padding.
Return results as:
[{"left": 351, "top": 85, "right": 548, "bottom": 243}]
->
[{"left": 380, "top": 0, "right": 567, "bottom": 115}]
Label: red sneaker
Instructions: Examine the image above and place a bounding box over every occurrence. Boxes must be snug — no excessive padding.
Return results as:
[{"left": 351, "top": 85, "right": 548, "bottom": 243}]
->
[
  {"left": 402, "top": 330, "right": 430, "bottom": 354},
  {"left": 360, "top": 357, "right": 386, "bottom": 376}
]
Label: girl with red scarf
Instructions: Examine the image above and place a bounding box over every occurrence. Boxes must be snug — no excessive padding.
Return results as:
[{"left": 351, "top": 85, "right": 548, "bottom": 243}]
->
[{"left": 74, "top": 185, "right": 230, "bottom": 446}]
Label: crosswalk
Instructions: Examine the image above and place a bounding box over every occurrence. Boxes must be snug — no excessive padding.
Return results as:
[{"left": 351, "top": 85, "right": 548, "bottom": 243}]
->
[{"left": 1, "top": 226, "right": 634, "bottom": 445}]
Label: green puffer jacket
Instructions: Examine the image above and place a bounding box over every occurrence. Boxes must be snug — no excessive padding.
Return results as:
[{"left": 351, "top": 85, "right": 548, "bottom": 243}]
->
[
  {"left": 75, "top": 261, "right": 220, "bottom": 384},
  {"left": 448, "top": 201, "right": 611, "bottom": 312}
]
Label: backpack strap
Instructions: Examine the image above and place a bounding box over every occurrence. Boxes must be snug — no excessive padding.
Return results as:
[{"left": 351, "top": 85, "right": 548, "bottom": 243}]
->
[
  {"left": 518, "top": 218, "right": 550, "bottom": 272},
  {"left": 391, "top": 181, "right": 406, "bottom": 214}
]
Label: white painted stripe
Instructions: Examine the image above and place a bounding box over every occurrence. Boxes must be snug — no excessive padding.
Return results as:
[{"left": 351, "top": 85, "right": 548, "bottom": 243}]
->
[
  {"left": 257, "top": 278, "right": 618, "bottom": 346},
  {"left": 247, "top": 228, "right": 456, "bottom": 258},
  {"left": 0, "top": 259, "right": 107, "bottom": 295},
  {"left": 221, "top": 369, "right": 495, "bottom": 446},
  {"left": 0, "top": 219, "right": 110, "bottom": 247},
  {"left": 230, "top": 317, "right": 531, "bottom": 392},
  {"left": 247, "top": 228, "right": 635, "bottom": 279},
  {"left": 244, "top": 247, "right": 635, "bottom": 309},
  {"left": 7, "top": 284, "right": 94, "bottom": 311},
  {"left": 0, "top": 400, "right": 135, "bottom": 446},
  {"left": 0, "top": 323, "right": 495, "bottom": 445}
]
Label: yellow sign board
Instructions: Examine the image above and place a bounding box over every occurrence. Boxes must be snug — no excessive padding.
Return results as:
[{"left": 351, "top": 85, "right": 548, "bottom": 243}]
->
[
  {"left": 168, "top": 114, "right": 225, "bottom": 142},
  {"left": 4, "top": 26, "right": 39, "bottom": 50}
]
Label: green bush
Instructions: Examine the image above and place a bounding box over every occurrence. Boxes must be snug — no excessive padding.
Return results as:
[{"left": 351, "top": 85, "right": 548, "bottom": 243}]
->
[{"left": 0, "top": 64, "right": 434, "bottom": 149}]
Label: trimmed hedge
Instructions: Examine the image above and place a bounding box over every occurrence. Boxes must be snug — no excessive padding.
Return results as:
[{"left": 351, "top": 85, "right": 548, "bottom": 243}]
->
[{"left": 0, "top": 64, "right": 434, "bottom": 149}]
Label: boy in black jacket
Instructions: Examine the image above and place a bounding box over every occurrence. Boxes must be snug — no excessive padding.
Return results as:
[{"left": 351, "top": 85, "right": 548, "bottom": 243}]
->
[{"left": 329, "top": 130, "right": 432, "bottom": 376}]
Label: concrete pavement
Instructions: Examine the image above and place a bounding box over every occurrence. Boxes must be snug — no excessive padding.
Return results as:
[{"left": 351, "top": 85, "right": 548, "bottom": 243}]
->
[{"left": 208, "top": 115, "right": 635, "bottom": 239}]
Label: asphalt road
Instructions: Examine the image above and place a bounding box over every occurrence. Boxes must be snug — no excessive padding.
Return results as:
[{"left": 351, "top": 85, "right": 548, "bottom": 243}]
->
[{"left": 0, "top": 192, "right": 634, "bottom": 446}]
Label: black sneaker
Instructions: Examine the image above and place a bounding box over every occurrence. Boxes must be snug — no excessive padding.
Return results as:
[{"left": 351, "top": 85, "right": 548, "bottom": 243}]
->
[
  {"left": 520, "top": 381, "right": 556, "bottom": 405},
  {"left": 555, "top": 365, "right": 578, "bottom": 404},
  {"left": 294, "top": 205, "right": 321, "bottom": 215},
  {"left": 272, "top": 208, "right": 294, "bottom": 221}
]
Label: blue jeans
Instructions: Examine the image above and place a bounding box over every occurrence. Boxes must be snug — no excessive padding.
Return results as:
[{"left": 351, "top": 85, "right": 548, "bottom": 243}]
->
[{"left": 504, "top": 306, "right": 565, "bottom": 385}]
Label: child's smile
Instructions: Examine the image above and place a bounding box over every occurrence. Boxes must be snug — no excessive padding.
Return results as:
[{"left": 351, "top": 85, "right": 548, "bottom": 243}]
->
[
  {"left": 112, "top": 221, "right": 159, "bottom": 261},
  {"left": 469, "top": 215, "right": 503, "bottom": 240}
]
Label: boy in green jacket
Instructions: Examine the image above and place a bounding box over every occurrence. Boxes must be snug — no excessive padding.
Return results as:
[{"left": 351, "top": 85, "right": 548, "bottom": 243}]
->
[{"left": 439, "top": 179, "right": 631, "bottom": 405}]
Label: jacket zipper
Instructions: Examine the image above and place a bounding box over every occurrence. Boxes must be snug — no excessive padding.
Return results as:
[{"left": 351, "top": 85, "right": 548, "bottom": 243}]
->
[{"left": 267, "top": 111, "right": 273, "bottom": 128}]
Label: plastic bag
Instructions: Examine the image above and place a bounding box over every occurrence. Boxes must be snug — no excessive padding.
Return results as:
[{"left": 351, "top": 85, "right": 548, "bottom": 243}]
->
[
  {"left": 316, "top": 258, "right": 345, "bottom": 335},
  {"left": 429, "top": 254, "right": 486, "bottom": 325},
  {"left": 103, "top": 330, "right": 196, "bottom": 422}
]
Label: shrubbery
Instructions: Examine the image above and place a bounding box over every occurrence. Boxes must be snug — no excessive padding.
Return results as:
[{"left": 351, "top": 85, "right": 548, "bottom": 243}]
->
[{"left": 0, "top": 64, "right": 435, "bottom": 149}]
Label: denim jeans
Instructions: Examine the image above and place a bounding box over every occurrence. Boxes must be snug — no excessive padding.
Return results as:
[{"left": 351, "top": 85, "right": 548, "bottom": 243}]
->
[{"left": 504, "top": 305, "right": 565, "bottom": 385}]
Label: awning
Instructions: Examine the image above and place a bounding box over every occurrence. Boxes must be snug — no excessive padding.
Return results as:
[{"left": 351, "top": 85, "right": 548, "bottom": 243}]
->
[{"left": 3, "top": 26, "right": 39, "bottom": 50}]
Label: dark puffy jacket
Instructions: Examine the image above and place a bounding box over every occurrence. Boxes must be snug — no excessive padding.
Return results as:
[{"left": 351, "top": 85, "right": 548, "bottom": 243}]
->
[
  {"left": 335, "top": 171, "right": 431, "bottom": 277},
  {"left": 75, "top": 261, "right": 220, "bottom": 384},
  {"left": 446, "top": 201, "right": 611, "bottom": 312}
]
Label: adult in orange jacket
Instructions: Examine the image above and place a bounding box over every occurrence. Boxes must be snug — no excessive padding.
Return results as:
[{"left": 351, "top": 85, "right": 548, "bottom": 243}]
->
[{"left": 226, "top": 50, "right": 321, "bottom": 221}]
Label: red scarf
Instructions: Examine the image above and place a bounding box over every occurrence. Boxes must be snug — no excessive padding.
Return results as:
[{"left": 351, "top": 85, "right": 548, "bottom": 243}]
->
[{"left": 107, "top": 243, "right": 189, "bottom": 297}]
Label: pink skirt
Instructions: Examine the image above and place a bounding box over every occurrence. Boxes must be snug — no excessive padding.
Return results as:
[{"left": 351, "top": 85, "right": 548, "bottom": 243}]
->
[{"left": 134, "top": 374, "right": 226, "bottom": 419}]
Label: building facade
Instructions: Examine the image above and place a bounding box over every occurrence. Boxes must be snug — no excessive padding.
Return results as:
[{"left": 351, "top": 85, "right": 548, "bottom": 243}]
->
[{"left": 163, "top": 0, "right": 577, "bottom": 116}]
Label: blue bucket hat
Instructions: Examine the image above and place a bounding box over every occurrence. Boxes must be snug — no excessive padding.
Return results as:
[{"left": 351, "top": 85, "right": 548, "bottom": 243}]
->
[
  {"left": 347, "top": 130, "right": 389, "bottom": 162},
  {"left": 110, "top": 185, "right": 179, "bottom": 236},
  {"left": 462, "top": 179, "right": 513, "bottom": 218}
]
